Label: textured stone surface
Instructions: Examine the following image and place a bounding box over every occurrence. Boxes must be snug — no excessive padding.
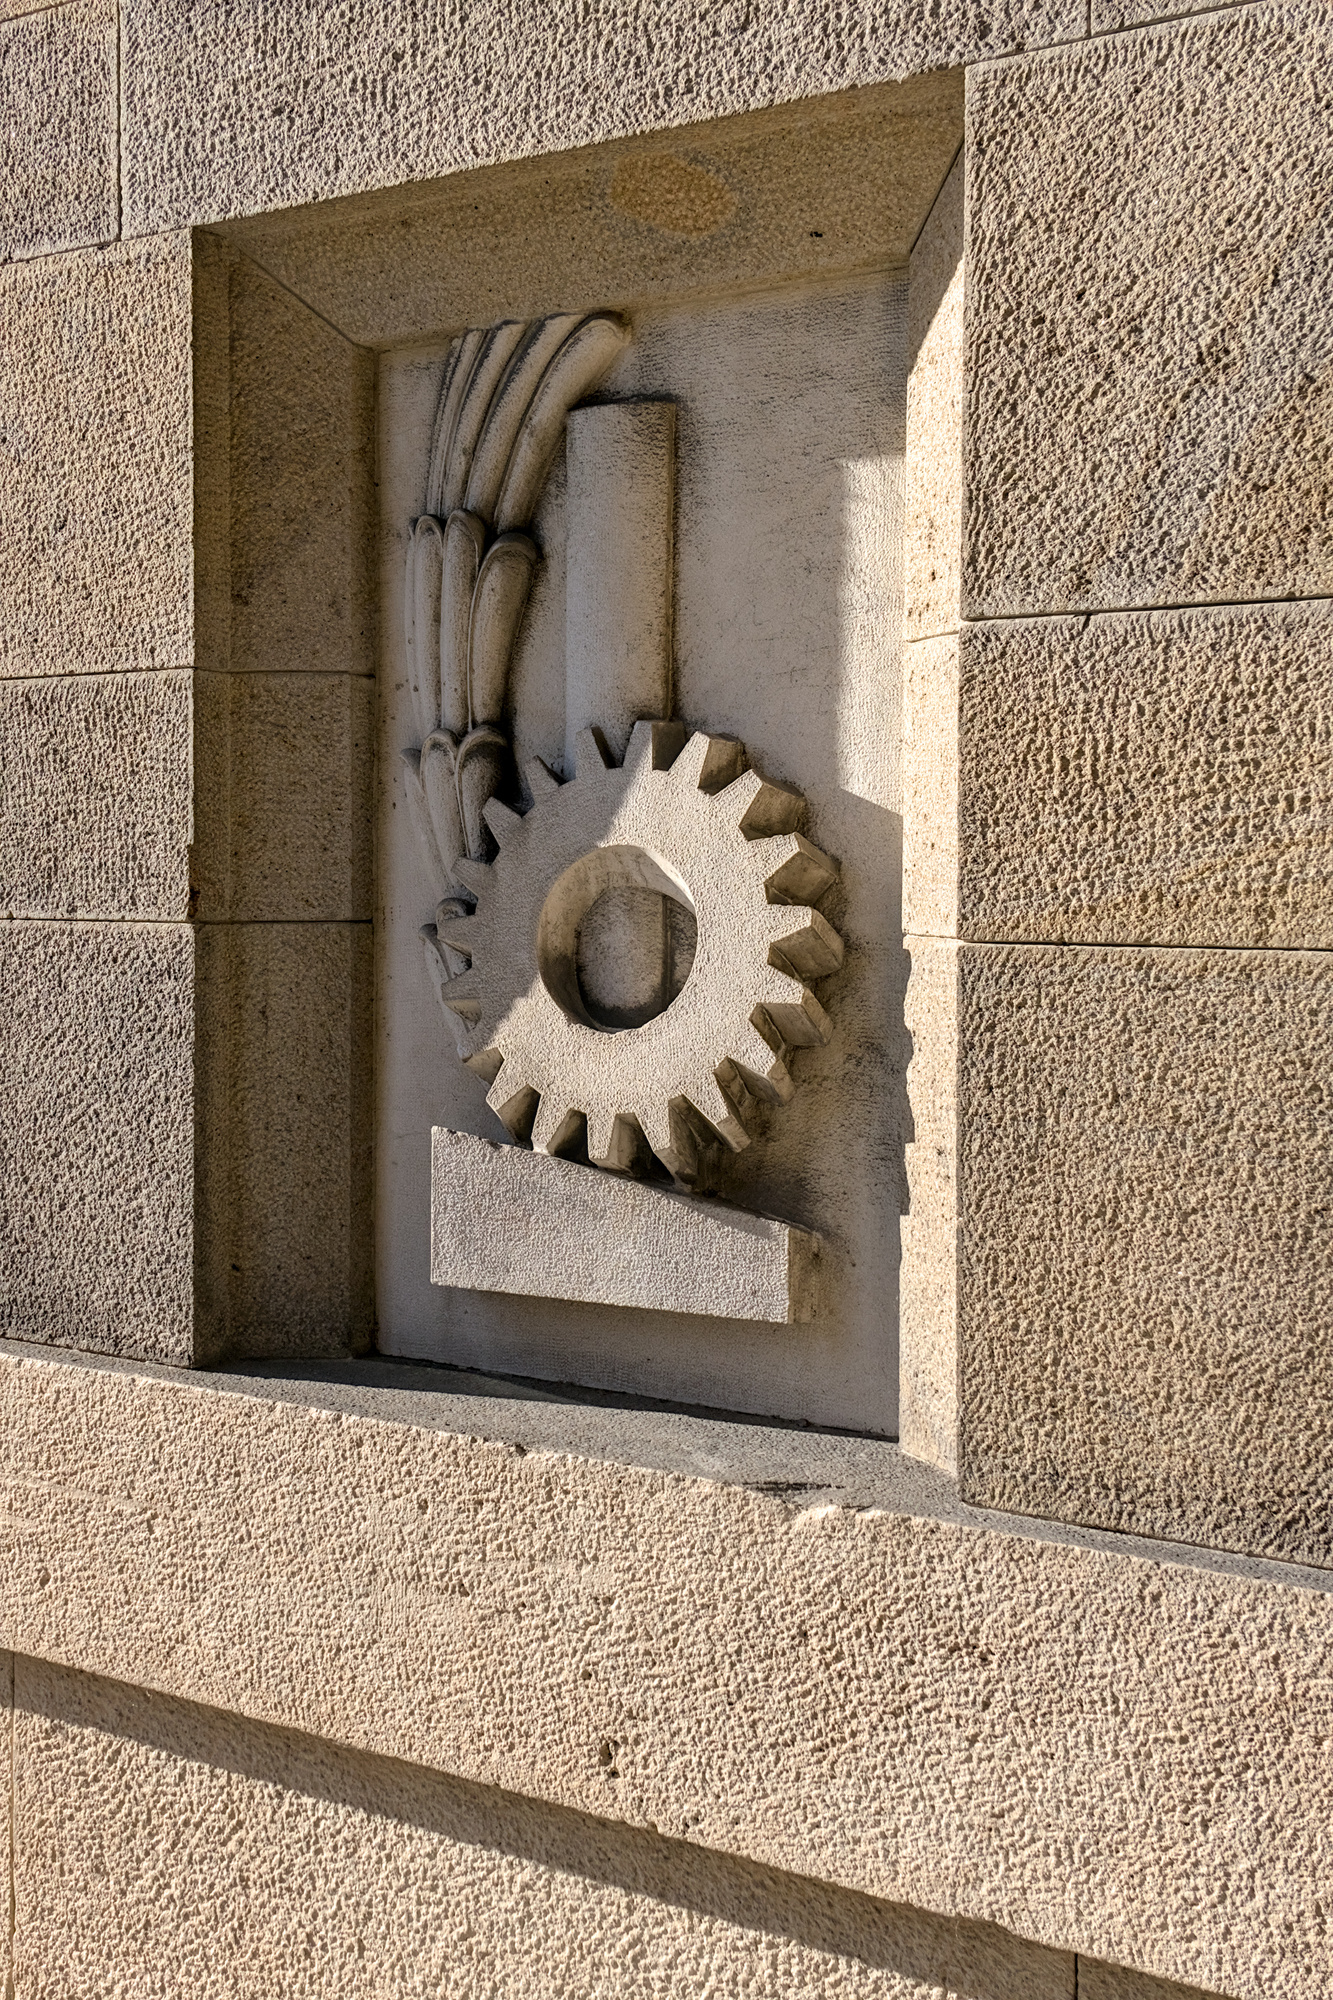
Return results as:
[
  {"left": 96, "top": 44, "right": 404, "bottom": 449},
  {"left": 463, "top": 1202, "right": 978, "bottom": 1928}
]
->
[
  {"left": 193, "top": 672, "right": 375, "bottom": 922},
  {"left": 218, "top": 77, "right": 961, "bottom": 351},
  {"left": 13, "top": 1655, "right": 1073, "bottom": 2000},
  {"left": 965, "top": 5, "right": 1333, "bottom": 616},
  {"left": 0, "top": 672, "right": 372, "bottom": 922},
  {"left": 0, "top": 672, "right": 193, "bottom": 919},
  {"left": 122, "top": 2, "right": 1068, "bottom": 236},
  {"left": 431, "top": 1129, "right": 822, "bottom": 1324},
  {"left": 905, "top": 153, "right": 963, "bottom": 645},
  {"left": 0, "top": 235, "right": 194, "bottom": 677},
  {"left": 222, "top": 250, "right": 376, "bottom": 677},
  {"left": 0, "top": 923, "right": 195, "bottom": 1361},
  {"left": 899, "top": 935, "right": 958, "bottom": 1476},
  {"left": 1092, "top": 0, "right": 1246, "bottom": 24},
  {"left": 196, "top": 922, "right": 374, "bottom": 1363},
  {"left": 902, "top": 631, "right": 960, "bottom": 939},
  {"left": 956, "top": 941, "right": 1333, "bottom": 1569},
  {"left": 957, "top": 602, "right": 1333, "bottom": 949},
  {"left": 0, "top": 0, "right": 116, "bottom": 262},
  {"left": 1079, "top": 1959, "right": 1225, "bottom": 2000},
  {"left": 1, "top": 1346, "right": 1328, "bottom": 1997}
]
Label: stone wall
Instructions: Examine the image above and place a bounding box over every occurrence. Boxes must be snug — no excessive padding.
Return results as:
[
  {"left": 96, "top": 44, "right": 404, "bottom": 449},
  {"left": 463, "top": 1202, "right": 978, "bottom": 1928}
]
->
[{"left": 1, "top": 0, "right": 1328, "bottom": 1993}]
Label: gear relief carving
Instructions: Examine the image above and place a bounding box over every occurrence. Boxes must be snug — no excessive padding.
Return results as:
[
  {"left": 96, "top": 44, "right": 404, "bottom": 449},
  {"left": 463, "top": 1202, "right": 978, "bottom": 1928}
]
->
[{"left": 405, "top": 315, "right": 844, "bottom": 1191}]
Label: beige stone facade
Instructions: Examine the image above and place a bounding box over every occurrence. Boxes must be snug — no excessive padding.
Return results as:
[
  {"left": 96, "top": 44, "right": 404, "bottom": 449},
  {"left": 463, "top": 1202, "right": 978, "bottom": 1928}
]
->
[{"left": 2, "top": 1, "right": 1329, "bottom": 1994}]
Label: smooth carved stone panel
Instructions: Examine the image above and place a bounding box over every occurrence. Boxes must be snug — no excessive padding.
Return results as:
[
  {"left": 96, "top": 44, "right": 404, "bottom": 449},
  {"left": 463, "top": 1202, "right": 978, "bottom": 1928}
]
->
[
  {"left": 0, "top": 0, "right": 116, "bottom": 262},
  {"left": 4, "top": 1350, "right": 1330, "bottom": 1997},
  {"left": 0, "top": 234, "right": 194, "bottom": 678},
  {"left": 955, "top": 941, "right": 1333, "bottom": 1569},
  {"left": 12, "top": 1657, "right": 1074, "bottom": 2000},
  {"left": 956, "top": 601, "right": 1333, "bottom": 950},
  {"left": 0, "top": 923, "right": 196, "bottom": 1362},
  {"left": 121, "top": 0, "right": 1074, "bottom": 236},
  {"left": 965, "top": 5, "right": 1333, "bottom": 616}
]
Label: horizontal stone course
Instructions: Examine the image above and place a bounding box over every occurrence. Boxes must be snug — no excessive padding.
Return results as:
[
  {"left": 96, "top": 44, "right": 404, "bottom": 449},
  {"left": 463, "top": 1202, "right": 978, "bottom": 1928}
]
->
[
  {"left": 956, "top": 600, "right": 1333, "bottom": 949},
  {"left": 0, "top": 0, "right": 116, "bottom": 262},
  {"left": 121, "top": 0, "right": 1080, "bottom": 234},
  {"left": 12, "top": 1653, "right": 1074, "bottom": 2000},
  {"left": 965, "top": 3, "right": 1333, "bottom": 616},
  {"left": 1, "top": 1345, "right": 1327, "bottom": 1997}
]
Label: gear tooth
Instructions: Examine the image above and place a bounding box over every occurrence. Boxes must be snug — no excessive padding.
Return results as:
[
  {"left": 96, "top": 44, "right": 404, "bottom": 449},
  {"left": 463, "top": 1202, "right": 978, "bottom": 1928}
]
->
[
  {"left": 767, "top": 907, "right": 844, "bottom": 980},
  {"left": 531, "top": 1094, "right": 584, "bottom": 1156},
  {"left": 481, "top": 795, "right": 524, "bottom": 846},
  {"left": 524, "top": 755, "right": 562, "bottom": 800},
  {"left": 623, "top": 717, "right": 687, "bottom": 777},
  {"left": 760, "top": 985, "right": 834, "bottom": 1049},
  {"left": 727, "top": 1023, "right": 795, "bottom": 1106},
  {"left": 487, "top": 1076, "right": 540, "bottom": 1142},
  {"left": 669, "top": 731, "right": 745, "bottom": 796},
  {"left": 586, "top": 1107, "right": 639, "bottom": 1172},
  {"left": 758, "top": 832, "right": 839, "bottom": 907},
  {"left": 452, "top": 855, "right": 493, "bottom": 897},
  {"left": 686, "top": 1074, "right": 751, "bottom": 1154},
  {"left": 572, "top": 726, "right": 613, "bottom": 779},
  {"left": 737, "top": 774, "right": 806, "bottom": 839}
]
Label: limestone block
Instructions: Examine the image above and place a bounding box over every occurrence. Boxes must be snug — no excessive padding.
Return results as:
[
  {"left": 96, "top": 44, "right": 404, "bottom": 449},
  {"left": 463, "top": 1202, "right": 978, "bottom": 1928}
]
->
[
  {"left": 193, "top": 672, "right": 375, "bottom": 921},
  {"left": 121, "top": 3, "right": 1075, "bottom": 236},
  {"left": 905, "top": 154, "right": 964, "bottom": 645},
  {"left": 2, "top": 1347, "right": 1329, "bottom": 1997},
  {"left": 196, "top": 923, "right": 373, "bottom": 1363},
  {"left": 1079, "top": 1960, "right": 1224, "bottom": 2000},
  {"left": 902, "top": 632, "right": 960, "bottom": 940},
  {"left": 0, "top": 0, "right": 116, "bottom": 261},
  {"left": 0, "top": 672, "right": 193, "bottom": 920},
  {"left": 12, "top": 1657, "right": 1073, "bottom": 2000},
  {"left": 957, "top": 602, "right": 1333, "bottom": 949},
  {"left": 220, "top": 78, "right": 964, "bottom": 351},
  {"left": 0, "top": 234, "right": 194, "bottom": 678},
  {"left": 899, "top": 935, "right": 959, "bottom": 1476},
  {"left": 431, "top": 1128, "right": 821, "bottom": 1324},
  {"left": 0, "top": 922, "right": 196, "bottom": 1362},
  {"left": 965, "top": 5, "right": 1333, "bottom": 616},
  {"left": 954, "top": 941, "right": 1333, "bottom": 1568},
  {"left": 221, "top": 250, "right": 376, "bottom": 677}
]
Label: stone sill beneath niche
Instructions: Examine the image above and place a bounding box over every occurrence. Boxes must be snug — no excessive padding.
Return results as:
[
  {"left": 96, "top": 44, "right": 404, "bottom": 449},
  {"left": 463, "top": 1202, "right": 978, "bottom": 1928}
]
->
[{"left": 1, "top": 1335, "right": 1330, "bottom": 2000}]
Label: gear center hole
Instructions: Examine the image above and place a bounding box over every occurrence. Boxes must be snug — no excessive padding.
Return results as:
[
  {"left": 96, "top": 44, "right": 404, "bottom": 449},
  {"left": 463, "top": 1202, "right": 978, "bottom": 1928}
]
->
[{"left": 538, "top": 844, "right": 698, "bottom": 1033}]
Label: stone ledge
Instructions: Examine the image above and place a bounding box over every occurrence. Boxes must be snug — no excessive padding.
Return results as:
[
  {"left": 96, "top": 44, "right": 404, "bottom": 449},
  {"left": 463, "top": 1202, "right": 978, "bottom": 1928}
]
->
[{"left": 0, "top": 1337, "right": 1327, "bottom": 1998}]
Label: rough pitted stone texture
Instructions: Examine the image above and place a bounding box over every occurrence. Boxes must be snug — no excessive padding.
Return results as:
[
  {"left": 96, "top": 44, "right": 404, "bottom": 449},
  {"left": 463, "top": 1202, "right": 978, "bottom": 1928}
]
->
[
  {"left": 122, "top": 0, "right": 1077, "bottom": 235},
  {"left": 2, "top": 1349, "right": 1329, "bottom": 1997},
  {"left": 0, "top": 0, "right": 116, "bottom": 262},
  {"left": 1092, "top": 0, "right": 1246, "bottom": 25},
  {"left": 905, "top": 153, "right": 964, "bottom": 644},
  {"left": 193, "top": 672, "right": 375, "bottom": 922},
  {"left": 223, "top": 251, "right": 376, "bottom": 676},
  {"left": 965, "top": 6, "right": 1333, "bottom": 616},
  {"left": 218, "top": 77, "right": 961, "bottom": 351},
  {"left": 957, "top": 602, "right": 1333, "bottom": 949},
  {"left": 0, "top": 673, "right": 193, "bottom": 920},
  {"left": 1079, "top": 1960, "right": 1227, "bottom": 2000},
  {"left": 196, "top": 923, "right": 374, "bottom": 1363},
  {"left": 0, "top": 924, "right": 195, "bottom": 1361},
  {"left": 13, "top": 1657, "right": 1073, "bottom": 2000},
  {"left": 956, "top": 942, "right": 1333, "bottom": 1569},
  {"left": 0, "top": 235, "right": 194, "bottom": 677}
]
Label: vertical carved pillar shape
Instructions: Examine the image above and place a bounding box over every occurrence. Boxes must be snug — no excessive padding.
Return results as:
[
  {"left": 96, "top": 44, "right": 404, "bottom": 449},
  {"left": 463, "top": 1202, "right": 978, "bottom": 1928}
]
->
[
  {"left": 564, "top": 401, "right": 677, "bottom": 1030},
  {"left": 900, "top": 158, "right": 964, "bottom": 1475}
]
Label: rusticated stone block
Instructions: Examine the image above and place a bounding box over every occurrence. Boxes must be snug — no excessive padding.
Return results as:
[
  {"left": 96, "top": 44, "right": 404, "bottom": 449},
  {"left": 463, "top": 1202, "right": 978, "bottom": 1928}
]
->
[
  {"left": 0, "top": 671, "right": 372, "bottom": 923},
  {"left": 955, "top": 940, "right": 1333, "bottom": 1568},
  {"left": 965, "top": 5, "right": 1333, "bottom": 615},
  {"left": 0, "top": 922, "right": 195, "bottom": 1362},
  {"left": 0, "top": 235, "right": 194, "bottom": 677},
  {"left": 0, "top": 0, "right": 116, "bottom": 261},
  {"left": 13, "top": 1655, "right": 1073, "bottom": 2000},
  {"left": 121, "top": 0, "right": 1076, "bottom": 236},
  {"left": 956, "top": 600, "right": 1333, "bottom": 950}
]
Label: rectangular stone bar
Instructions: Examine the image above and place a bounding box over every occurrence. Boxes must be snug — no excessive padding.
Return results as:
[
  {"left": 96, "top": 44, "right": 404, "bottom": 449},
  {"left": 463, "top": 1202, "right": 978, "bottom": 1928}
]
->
[{"left": 431, "top": 1128, "right": 820, "bottom": 1324}]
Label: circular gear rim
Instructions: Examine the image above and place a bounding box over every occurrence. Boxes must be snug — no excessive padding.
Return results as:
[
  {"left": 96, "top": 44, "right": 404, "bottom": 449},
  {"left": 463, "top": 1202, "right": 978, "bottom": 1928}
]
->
[{"left": 424, "top": 719, "right": 844, "bottom": 1181}]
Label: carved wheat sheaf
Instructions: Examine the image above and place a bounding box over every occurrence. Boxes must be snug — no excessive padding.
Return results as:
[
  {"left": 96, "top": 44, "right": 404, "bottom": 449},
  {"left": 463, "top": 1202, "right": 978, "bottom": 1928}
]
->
[{"left": 402, "top": 313, "right": 629, "bottom": 891}]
